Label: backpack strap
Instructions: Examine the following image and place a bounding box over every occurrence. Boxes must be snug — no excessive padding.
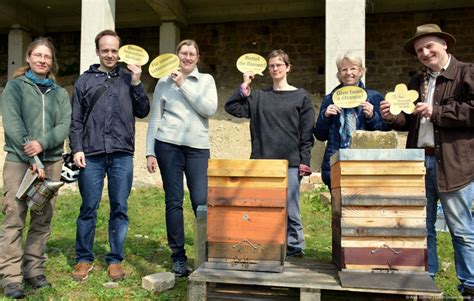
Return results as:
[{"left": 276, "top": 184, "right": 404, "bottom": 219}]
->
[{"left": 83, "top": 76, "right": 118, "bottom": 125}]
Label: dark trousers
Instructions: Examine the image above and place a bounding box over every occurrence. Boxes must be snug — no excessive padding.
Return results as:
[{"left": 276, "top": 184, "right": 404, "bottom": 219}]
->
[{"left": 155, "top": 140, "right": 209, "bottom": 262}]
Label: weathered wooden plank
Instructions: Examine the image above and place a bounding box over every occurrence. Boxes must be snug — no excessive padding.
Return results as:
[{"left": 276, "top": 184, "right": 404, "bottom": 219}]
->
[
  {"left": 341, "top": 217, "right": 425, "bottom": 228},
  {"left": 341, "top": 237, "right": 427, "bottom": 249},
  {"left": 332, "top": 174, "right": 425, "bottom": 188},
  {"left": 194, "top": 205, "right": 207, "bottom": 269},
  {"left": 209, "top": 176, "right": 287, "bottom": 188},
  {"left": 338, "top": 187, "right": 425, "bottom": 196},
  {"left": 208, "top": 242, "right": 282, "bottom": 261},
  {"left": 344, "top": 264, "right": 426, "bottom": 272},
  {"left": 300, "top": 288, "right": 321, "bottom": 301},
  {"left": 338, "top": 270, "right": 441, "bottom": 294},
  {"left": 196, "top": 261, "right": 341, "bottom": 287},
  {"left": 207, "top": 206, "right": 287, "bottom": 244},
  {"left": 341, "top": 227, "right": 427, "bottom": 237},
  {"left": 341, "top": 206, "right": 426, "bottom": 218},
  {"left": 340, "top": 195, "right": 427, "bottom": 207},
  {"left": 205, "top": 259, "right": 284, "bottom": 272},
  {"left": 208, "top": 159, "right": 288, "bottom": 178},
  {"left": 207, "top": 283, "right": 299, "bottom": 300},
  {"left": 208, "top": 187, "right": 287, "bottom": 207},
  {"left": 188, "top": 280, "right": 207, "bottom": 301},
  {"left": 330, "top": 149, "right": 425, "bottom": 165},
  {"left": 337, "top": 161, "right": 425, "bottom": 175},
  {"left": 343, "top": 247, "right": 426, "bottom": 268}
]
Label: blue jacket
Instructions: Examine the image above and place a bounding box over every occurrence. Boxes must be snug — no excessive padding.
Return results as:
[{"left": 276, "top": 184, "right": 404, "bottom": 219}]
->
[
  {"left": 313, "top": 82, "right": 389, "bottom": 187},
  {"left": 70, "top": 64, "right": 150, "bottom": 155}
]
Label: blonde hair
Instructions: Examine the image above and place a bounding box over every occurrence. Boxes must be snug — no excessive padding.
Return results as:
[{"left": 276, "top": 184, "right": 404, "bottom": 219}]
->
[
  {"left": 176, "top": 39, "right": 200, "bottom": 57},
  {"left": 335, "top": 52, "right": 366, "bottom": 83},
  {"left": 12, "top": 37, "right": 58, "bottom": 81}
]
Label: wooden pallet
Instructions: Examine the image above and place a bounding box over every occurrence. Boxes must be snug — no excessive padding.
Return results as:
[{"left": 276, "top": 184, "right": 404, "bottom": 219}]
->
[{"left": 188, "top": 259, "right": 442, "bottom": 301}]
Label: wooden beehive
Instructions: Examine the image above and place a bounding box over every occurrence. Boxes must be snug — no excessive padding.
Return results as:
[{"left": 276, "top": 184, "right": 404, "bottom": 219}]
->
[
  {"left": 206, "top": 159, "right": 288, "bottom": 272},
  {"left": 330, "top": 149, "right": 427, "bottom": 271}
]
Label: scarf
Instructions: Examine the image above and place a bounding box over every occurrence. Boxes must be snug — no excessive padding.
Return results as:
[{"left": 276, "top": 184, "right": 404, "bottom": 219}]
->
[
  {"left": 339, "top": 108, "right": 358, "bottom": 148},
  {"left": 25, "top": 69, "right": 54, "bottom": 87}
]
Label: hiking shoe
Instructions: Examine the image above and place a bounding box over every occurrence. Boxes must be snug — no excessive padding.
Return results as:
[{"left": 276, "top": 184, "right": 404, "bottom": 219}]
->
[
  {"left": 3, "top": 282, "right": 25, "bottom": 299},
  {"left": 463, "top": 286, "right": 474, "bottom": 300},
  {"left": 107, "top": 263, "right": 125, "bottom": 282},
  {"left": 173, "top": 259, "right": 192, "bottom": 277},
  {"left": 72, "top": 262, "right": 93, "bottom": 281},
  {"left": 25, "top": 275, "right": 51, "bottom": 289}
]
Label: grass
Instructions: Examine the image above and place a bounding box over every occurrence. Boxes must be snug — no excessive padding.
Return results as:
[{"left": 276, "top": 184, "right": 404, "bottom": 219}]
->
[{"left": 0, "top": 186, "right": 461, "bottom": 300}]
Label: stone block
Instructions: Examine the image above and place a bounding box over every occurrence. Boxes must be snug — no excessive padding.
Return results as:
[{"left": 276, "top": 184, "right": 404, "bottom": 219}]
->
[
  {"left": 142, "top": 272, "right": 175, "bottom": 292},
  {"left": 309, "top": 172, "right": 322, "bottom": 184},
  {"left": 319, "top": 191, "right": 331, "bottom": 205},
  {"left": 300, "top": 182, "right": 315, "bottom": 192},
  {"left": 350, "top": 130, "right": 398, "bottom": 149}
]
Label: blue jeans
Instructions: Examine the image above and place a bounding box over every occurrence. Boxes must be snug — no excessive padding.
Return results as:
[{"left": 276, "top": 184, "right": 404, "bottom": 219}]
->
[
  {"left": 155, "top": 140, "right": 209, "bottom": 262},
  {"left": 75, "top": 153, "right": 133, "bottom": 264},
  {"left": 287, "top": 167, "right": 305, "bottom": 254},
  {"left": 425, "top": 155, "right": 439, "bottom": 275},
  {"left": 440, "top": 182, "right": 474, "bottom": 291}
]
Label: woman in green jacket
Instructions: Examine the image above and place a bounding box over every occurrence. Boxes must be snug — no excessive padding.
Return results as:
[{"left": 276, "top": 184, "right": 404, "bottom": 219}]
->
[{"left": 0, "top": 37, "right": 71, "bottom": 299}]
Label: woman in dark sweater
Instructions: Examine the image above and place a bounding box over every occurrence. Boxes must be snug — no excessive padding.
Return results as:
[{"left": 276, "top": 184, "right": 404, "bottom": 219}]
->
[{"left": 225, "top": 49, "right": 315, "bottom": 257}]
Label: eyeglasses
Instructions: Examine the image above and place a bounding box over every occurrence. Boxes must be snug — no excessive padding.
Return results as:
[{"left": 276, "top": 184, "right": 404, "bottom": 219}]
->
[
  {"left": 269, "top": 63, "right": 287, "bottom": 69},
  {"left": 178, "top": 51, "right": 197, "bottom": 58},
  {"left": 31, "top": 52, "right": 52, "bottom": 61}
]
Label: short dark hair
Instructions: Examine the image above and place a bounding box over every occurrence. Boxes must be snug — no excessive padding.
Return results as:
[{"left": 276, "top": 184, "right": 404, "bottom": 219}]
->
[
  {"left": 267, "top": 49, "right": 291, "bottom": 67},
  {"left": 95, "top": 29, "right": 121, "bottom": 50}
]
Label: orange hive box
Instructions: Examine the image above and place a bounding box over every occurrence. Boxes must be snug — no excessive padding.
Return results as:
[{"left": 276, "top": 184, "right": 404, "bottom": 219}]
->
[{"left": 206, "top": 159, "right": 288, "bottom": 272}]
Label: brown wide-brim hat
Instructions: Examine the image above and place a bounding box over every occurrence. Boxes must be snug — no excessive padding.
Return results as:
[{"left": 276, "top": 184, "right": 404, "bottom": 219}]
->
[{"left": 403, "top": 23, "right": 456, "bottom": 56}]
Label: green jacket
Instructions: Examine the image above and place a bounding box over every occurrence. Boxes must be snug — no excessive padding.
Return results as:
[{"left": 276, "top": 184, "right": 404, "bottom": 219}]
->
[{"left": 2, "top": 75, "right": 71, "bottom": 164}]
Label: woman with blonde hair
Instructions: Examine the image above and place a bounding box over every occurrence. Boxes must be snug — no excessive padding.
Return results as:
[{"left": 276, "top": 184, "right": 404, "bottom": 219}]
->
[{"left": 314, "top": 52, "right": 389, "bottom": 190}]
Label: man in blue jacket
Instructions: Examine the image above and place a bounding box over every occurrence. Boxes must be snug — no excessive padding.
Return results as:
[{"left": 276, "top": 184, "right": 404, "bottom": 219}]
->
[{"left": 69, "top": 29, "right": 150, "bottom": 282}]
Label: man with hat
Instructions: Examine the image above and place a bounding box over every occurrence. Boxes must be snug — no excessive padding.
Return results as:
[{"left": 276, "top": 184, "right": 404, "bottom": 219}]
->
[{"left": 380, "top": 24, "right": 474, "bottom": 298}]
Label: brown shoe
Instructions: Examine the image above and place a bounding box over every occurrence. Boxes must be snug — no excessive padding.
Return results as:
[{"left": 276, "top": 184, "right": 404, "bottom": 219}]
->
[
  {"left": 72, "top": 262, "right": 93, "bottom": 281},
  {"left": 107, "top": 263, "right": 125, "bottom": 282}
]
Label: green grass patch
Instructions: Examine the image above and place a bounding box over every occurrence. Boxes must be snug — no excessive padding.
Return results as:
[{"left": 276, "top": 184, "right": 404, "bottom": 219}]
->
[{"left": 0, "top": 186, "right": 461, "bottom": 300}]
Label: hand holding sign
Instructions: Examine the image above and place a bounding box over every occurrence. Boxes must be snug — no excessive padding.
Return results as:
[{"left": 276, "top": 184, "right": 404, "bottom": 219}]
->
[
  {"left": 332, "top": 86, "right": 368, "bottom": 108},
  {"left": 385, "top": 84, "right": 419, "bottom": 114},
  {"left": 148, "top": 53, "right": 180, "bottom": 79},
  {"left": 236, "top": 53, "right": 267, "bottom": 76},
  {"left": 118, "top": 45, "right": 149, "bottom": 66}
]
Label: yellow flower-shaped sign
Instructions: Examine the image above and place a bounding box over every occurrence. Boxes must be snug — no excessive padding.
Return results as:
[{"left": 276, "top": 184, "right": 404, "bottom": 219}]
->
[
  {"left": 333, "top": 86, "right": 367, "bottom": 108},
  {"left": 118, "top": 45, "right": 149, "bottom": 66},
  {"left": 148, "top": 53, "right": 180, "bottom": 79},
  {"left": 385, "top": 84, "right": 419, "bottom": 114},
  {"left": 236, "top": 53, "right": 267, "bottom": 76}
]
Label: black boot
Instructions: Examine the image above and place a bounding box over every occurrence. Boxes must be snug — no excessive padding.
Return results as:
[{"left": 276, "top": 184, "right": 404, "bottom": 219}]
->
[{"left": 4, "top": 282, "right": 25, "bottom": 299}]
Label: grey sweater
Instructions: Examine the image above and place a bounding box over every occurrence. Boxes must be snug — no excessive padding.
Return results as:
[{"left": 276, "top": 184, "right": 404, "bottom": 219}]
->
[{"left": 146, "top": 68, "right": 218, "bottom": 156}]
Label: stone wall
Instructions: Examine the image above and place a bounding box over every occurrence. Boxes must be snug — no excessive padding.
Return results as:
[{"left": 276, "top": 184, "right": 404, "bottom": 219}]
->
[
  {"left": 366, "top": 8, "right": 474, "bottom": 93},
  {"left": 0, "top": 7, "right": 473, "bottom": 190}
]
